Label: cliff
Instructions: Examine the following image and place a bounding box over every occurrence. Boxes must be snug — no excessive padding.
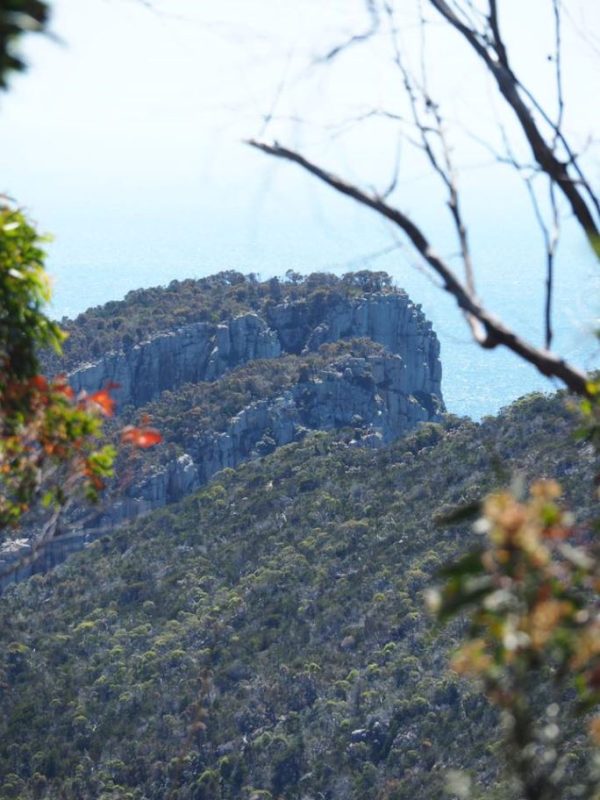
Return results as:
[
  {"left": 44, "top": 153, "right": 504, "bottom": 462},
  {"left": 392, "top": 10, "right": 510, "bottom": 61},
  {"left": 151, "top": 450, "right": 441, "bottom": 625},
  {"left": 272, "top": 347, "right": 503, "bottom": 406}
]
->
[
  {"left": 68, "top": 290, "right": 443, "bottom": 529},
  {"left": 2, "top": 275, "right": 444, "bottom": 589},
  {"left": 69, "top": 293, "right": 442, "bottom": 409},
  {"left": 92, "top": 349, "right": 437, "bottom": 528},
  {"left": 0, "top": 391, "right": 592, "bottom": 800}
]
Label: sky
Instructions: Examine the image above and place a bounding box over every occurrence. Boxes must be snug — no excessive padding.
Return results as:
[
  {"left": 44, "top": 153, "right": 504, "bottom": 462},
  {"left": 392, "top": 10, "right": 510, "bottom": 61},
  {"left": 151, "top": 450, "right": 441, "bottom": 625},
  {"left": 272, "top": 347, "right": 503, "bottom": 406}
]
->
[{"left": 0, "top": 0, "right": 599, "bottom": 418}]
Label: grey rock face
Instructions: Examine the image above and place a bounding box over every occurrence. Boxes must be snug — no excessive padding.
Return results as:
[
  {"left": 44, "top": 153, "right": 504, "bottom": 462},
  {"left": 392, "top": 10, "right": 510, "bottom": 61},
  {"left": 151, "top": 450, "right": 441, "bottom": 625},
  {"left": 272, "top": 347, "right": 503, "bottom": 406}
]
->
[
  {"left": 0, "top": 530, "right": 98, "bottom": 593},
  {"left": 2, "top": 288, "right": 444, "bottom": 590},
  {"left": 70, "top": 314, "right": 281, "bottom": 408},
  {"left": 205, "top": 314, "right": 282, "bottom": 381},
  {"left": 303, "top": 294, "right": 442, "bottom": 398},
  {"left": 68, "top": 294, "right": 441, "bottom": 411},
  {"left": 93, "top": 350, "right": 441, "bottom": 529}
]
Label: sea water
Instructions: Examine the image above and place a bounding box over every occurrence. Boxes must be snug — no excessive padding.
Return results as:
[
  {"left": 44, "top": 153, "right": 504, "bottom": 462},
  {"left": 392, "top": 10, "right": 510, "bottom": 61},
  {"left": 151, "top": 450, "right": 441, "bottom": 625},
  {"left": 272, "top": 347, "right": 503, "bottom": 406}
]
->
[{"left": 45, "top": 196, "right": 598, "bottom": 422}]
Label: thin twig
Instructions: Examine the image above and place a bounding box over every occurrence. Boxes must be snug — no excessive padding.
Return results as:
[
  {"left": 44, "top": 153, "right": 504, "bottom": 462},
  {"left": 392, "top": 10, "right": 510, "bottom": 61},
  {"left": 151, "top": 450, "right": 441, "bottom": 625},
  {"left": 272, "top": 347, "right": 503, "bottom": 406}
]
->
[
  {"left": 524, "top": 177, "right": 559, "bottom": 349},
  {"left": 552, "top": 0, "right": 565, "bottom": 150},
  {"left": 248, "top": 139, "right": 590, "bottom": 397},
  {"left": 317, "top": 0, "right": 380, "bottom": 63},
  {"left": 386, "top": 4, "right": 476, "bottom": 298},
  {"left": 428, "top": 0, "right": 600, "bottom": 251},
  {"left": 493, "top": 122, "right": 560, "bottom": 350},
  {"left": 547, "top": 182, "right": 560, "bottom": 349}
]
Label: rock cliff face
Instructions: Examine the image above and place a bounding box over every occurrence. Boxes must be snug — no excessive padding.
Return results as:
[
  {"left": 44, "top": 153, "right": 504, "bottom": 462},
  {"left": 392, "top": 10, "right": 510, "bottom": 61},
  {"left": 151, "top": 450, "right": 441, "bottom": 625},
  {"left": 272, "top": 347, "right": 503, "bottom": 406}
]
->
[
  {"left": 2, "top": 283, "right": 444, "bottom": 591},
  {"left": 70, "top": 314, "right": 282, "bottom": 408},
  {"left": 69, "top": 293, "right": 442, "bottom": 409},
  {"left": 92, "top": 350, "right": 438, "bottom": 528},
  {"left": 0, "top": 531, "right": 99, "bottom": 590}
]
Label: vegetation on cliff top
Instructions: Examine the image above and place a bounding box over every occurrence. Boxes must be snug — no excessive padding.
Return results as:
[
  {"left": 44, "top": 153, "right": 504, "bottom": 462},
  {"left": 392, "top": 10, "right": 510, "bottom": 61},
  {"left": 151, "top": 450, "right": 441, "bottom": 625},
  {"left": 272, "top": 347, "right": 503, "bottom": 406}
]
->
[{"left": 48, "top": 271, "right": 398, "bottom": 372}]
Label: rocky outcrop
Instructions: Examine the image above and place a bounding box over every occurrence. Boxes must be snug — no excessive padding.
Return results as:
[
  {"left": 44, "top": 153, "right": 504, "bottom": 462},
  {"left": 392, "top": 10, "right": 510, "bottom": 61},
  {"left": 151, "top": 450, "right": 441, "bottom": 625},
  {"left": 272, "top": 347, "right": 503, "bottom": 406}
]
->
[
  {"left": 271, "top": 292, "right": 442, "bottom": 396},
  {"left": 70, "top": 314, "right": 281, "bottom": 408},
  {"left": 91, "top": 351, "right": 440, "bottom": 528},
  {"left": 2, "top": 285, "right": 445, "bottom": 592},
  {"left": 0, "top": 530, "right": 100, "bottom": 592},
  {"left": 69, "top": 294, "right": 441, "bottom": 410}
]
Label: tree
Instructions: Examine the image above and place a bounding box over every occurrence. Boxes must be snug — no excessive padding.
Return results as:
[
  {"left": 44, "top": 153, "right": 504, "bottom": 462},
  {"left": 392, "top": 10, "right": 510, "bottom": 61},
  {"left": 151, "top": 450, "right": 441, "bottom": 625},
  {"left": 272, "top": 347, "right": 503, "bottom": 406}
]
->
[
  {"left": 0, "top": 1, "right": 49, "bottom": 90},
  {"left": 0, "top": 201, "right": 121, "bottom": 562},
  {"left": 0, "top": 2, "right": 161, "bottom": 582},
  {"left": 0, "top": 1, "right": 115, "bottom": 545},
  {"left": 247, "top": 2, "right": 600, "bottom": 797},
  {"left": 429, "top": 477, "right": 600, "bottom": 800}
]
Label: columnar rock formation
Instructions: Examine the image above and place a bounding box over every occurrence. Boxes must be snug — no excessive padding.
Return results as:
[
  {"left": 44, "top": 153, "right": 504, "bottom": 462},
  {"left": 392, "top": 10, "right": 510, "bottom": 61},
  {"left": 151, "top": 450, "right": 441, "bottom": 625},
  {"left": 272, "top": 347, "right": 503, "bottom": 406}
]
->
[
  {"left": 1, "top": 283, "right": 444, "bottom": 591},
  {"left": 69, "top": 293, "right": 442, "bottom": 410}
]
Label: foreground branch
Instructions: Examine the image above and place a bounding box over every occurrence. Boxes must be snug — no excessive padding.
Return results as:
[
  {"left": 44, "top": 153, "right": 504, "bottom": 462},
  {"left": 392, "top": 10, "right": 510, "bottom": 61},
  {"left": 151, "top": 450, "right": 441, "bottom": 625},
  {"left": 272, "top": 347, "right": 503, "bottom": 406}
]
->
[
  {"left": 429, "top": 0, "right": 600, "bottom": 252},
  {"left": 247, "top": 140, "right": 590, "bottom": 397}
]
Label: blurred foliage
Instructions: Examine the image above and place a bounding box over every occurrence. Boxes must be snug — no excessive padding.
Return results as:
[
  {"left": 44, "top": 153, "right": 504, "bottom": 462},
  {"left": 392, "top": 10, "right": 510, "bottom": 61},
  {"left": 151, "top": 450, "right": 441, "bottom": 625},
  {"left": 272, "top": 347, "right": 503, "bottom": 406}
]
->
[
  {"left": 0, "top": 204, "right": 62, "bottom": 381},
  {"left": 433, "top": 480, "right": 600, "bottom": 799},
  {"left": 432, "top": 381, "right": 600, "bottom": 799},
  {"left": 0, "top": 0, "right": 49, "bottom": 90},
  {"left": 0, "top": 205, "right": 116, "bottom": 537}
]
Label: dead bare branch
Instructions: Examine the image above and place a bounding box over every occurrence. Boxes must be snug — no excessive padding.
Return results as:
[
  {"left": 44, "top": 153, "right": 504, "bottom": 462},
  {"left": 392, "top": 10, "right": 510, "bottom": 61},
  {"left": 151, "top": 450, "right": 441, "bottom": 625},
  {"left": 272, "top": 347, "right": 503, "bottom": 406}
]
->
[
  {"left": 385, "top": 3, "right": 476, "bottom": 304},
  {"left": 524, "top": 177, "right": 559, "bottom": 350},
  {"left": 547, "top": 182, "right": 559, "bottom": 349},
  {"left": 428, "top": 0, "right": 600, "bottom": 252},
  {"left": 247, "top": 139, "right": 590, "bottom": 397},
  {"left": 318, "top": 0, "right": 380, "bottom": 63},
  {"left": 551, "top": 0, "right": 565, "bottom": 150}
]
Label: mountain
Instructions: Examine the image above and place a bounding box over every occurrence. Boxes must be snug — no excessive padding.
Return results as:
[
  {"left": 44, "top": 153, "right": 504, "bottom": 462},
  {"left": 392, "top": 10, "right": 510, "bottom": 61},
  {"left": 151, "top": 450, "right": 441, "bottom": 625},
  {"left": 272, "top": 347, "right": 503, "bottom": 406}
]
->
[
  {"left": 2, "top": 273, "right": 443, "bottom": 586},
  {"left": 0, "top": 272, "right": 596, "bottom": 799},
  {"left": 65, "top": 275, "right": 442, "bottom": 414}
]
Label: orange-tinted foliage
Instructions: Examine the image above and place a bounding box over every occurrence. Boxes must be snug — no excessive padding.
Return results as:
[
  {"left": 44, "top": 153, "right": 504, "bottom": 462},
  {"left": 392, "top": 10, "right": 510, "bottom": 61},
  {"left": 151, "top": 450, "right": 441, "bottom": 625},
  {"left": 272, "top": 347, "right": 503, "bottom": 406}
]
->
[{"left": 121, "top": 426, "right": 162, "bottom": 449}]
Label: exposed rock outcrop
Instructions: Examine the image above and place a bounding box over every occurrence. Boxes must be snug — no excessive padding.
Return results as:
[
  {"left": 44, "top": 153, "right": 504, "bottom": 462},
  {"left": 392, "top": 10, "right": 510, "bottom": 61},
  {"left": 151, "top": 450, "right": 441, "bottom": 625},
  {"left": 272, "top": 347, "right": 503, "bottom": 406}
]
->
[
  {"left": 0, "top": 531, "right": 99, "bottom": 591},
  {"left": 2, "top": 284, "right": 445, "bottom": 592},
  {"left": 70, "top": 314, "right": 281, "bottom": 408},
  {"left": 92, "top": 350, "right": 440, "bottom": 528},
  {"left": 69, "top": 294, "right": 441, "bottom": 410}
]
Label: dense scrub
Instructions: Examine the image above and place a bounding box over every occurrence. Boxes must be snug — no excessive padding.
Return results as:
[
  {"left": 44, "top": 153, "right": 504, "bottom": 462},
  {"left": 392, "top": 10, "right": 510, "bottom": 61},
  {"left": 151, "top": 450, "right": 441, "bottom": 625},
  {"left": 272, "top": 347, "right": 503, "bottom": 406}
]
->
[{"left": 0, "top": 391, "right": 595, "bottom": 799}]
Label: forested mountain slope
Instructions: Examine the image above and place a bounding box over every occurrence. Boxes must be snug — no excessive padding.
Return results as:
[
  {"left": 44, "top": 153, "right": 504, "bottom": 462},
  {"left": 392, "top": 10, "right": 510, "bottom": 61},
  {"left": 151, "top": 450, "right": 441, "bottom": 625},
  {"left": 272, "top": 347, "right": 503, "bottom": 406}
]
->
[
  {"left": 2, "top": 273, "right": 445, "bottom": 586},
  {"left": 0, "top": 392, "right": 596, "bottom": 800}
]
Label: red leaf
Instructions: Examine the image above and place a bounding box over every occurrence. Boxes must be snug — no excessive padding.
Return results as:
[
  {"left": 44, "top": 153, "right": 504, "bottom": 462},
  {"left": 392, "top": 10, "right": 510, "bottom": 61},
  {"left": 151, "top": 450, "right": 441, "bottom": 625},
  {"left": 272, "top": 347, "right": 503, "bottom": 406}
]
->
[
  {"left": 121, "top": 426, "right": 162, "bottom": 449},
  {"left": 30, "top": 375, "right": 48, "bottom": 392},
  {"left": 52, "top": 380, "right": 75, "bottom": 400},
  {"left": 87, "top": 389, "right": 116, "bottom": 417}
]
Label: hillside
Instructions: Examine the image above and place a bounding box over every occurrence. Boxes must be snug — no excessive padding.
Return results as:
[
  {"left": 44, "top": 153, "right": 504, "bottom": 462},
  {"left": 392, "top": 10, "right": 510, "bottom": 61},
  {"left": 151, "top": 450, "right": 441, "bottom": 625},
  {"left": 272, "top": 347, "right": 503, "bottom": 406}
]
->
[
  {"left": 1, "top": 273, "right": 445, "bottom": 585},
  {"left": 0, "top": 391, "right": 597, "bottom": 800},
  {"left": 2, "top": 272, "right": 598, "bottom": 799}
]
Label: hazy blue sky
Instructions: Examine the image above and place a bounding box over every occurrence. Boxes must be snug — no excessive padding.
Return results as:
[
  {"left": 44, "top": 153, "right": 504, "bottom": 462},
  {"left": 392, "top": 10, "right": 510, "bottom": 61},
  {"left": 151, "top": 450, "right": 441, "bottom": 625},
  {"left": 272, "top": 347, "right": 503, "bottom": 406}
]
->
[{"left": 1, "top": 0, "right": 598, "bottom": 417}]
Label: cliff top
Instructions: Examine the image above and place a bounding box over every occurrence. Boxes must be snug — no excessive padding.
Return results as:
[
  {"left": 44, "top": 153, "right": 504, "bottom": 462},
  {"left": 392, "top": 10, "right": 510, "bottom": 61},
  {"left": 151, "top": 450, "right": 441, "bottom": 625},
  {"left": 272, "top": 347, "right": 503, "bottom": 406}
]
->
[{"left": 49, "top": 270, "right": 404, "bottom": 372}]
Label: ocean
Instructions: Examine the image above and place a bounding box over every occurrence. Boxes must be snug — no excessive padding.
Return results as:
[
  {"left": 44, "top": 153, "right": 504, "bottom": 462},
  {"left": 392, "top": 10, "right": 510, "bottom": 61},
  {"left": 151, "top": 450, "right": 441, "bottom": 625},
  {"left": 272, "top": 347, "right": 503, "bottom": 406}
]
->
[{"left": 44, "top": 199, "right": 599, "bottom": 422}]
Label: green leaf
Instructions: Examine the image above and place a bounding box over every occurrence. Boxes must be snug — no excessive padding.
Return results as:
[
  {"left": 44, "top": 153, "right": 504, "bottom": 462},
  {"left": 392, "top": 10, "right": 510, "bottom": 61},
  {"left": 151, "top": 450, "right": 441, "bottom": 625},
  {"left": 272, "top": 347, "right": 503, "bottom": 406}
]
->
[{"left": 438, "top": 548, "right": 485, "bottom": 579}]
